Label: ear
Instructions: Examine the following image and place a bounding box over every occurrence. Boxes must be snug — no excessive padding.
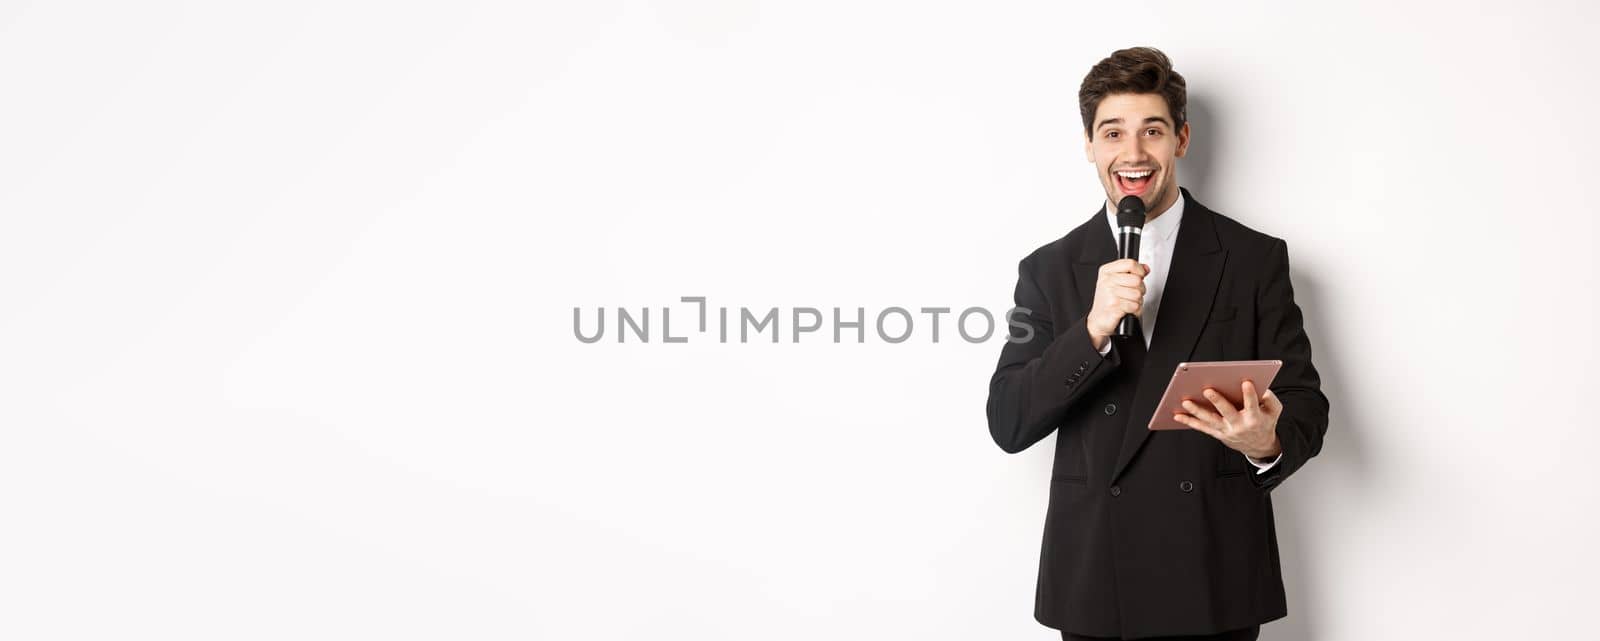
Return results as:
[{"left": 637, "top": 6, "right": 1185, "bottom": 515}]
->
[
  {"left": 1084, "top": 129, "right": 1095, "bottom": 162},
  {"left": 1174, "top": 121, "right": 1191, "bottom": 159}
]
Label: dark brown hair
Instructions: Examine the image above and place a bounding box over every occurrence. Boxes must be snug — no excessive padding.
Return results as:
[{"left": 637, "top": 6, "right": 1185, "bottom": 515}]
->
[{"left": 1078, "top": 47, "right": 1187, "bottom": 137}]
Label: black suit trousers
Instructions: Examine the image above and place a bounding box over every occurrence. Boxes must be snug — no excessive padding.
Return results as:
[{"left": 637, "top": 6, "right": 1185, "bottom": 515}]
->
[{"left": 1062, "top": 623, "right": 1260, "bottom": 641}]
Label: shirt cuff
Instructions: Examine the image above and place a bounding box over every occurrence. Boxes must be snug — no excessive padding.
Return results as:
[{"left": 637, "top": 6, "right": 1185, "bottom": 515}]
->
[
  {"left": 1244, "top": 450, "right": 1282, "bottom": 474},
  {"left": 1096, "top": 337, "right": 1112, "bottom": 357}
]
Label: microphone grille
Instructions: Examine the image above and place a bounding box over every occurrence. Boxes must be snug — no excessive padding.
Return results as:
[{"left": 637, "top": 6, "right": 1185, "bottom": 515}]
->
[{"left": 1116, "top": 196, "right": 1146, "bottom": 228}]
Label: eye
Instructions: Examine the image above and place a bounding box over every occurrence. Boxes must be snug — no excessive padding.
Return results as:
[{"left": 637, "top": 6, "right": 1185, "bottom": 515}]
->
[
  {"left": 1145, "top": 128, "right": 1162, "bottom": 136},
  {"left": 1105, "top": 131, "right": 1119, "bottom": 139}
]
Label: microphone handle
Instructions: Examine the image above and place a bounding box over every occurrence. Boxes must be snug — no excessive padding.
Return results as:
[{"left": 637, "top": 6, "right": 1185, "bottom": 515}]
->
[
  {"left": 1115, "top": 228, "right": 1143, "bottom": 339},
  {"left": 1116, "top": 306, "right": 1140, "bottom": 338}
]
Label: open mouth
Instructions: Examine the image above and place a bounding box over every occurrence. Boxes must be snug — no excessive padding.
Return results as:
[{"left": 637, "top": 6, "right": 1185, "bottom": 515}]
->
[{"left": 1114, "top": 168, "right": 1156, "bottom": 197}]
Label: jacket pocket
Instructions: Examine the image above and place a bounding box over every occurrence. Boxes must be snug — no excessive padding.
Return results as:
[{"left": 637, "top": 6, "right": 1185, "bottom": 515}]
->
[
  {"left": 1050, "top": 426, "right": 1090, "bottom": 485},
  {"left": 1214, "top": 441, "right": 1251, "bottom": 478}
]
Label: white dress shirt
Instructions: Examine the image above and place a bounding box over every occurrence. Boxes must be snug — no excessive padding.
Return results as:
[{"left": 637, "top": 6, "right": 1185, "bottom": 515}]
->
[{"left": 1093, "top": 190, "right": 1282, "bottom": 474}]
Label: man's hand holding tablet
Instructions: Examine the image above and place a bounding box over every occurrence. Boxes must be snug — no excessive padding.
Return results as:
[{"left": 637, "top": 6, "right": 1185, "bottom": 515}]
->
[{"left": 1152, "top": 360, "right": 1285, "bottom": 462}]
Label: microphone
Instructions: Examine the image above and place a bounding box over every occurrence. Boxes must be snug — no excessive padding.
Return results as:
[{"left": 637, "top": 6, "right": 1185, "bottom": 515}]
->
[{"left": 1115, "top": 196, "right": 1146, "bottom": 339}]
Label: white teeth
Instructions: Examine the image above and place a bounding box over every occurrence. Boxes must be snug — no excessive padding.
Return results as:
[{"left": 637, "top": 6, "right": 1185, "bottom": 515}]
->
[{"left": 1116, "top": 170, "right": 1153, "bottom": 179}]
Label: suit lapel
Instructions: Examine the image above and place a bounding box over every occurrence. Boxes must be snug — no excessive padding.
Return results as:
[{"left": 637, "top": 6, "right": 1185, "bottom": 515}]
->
[
  {"left": 1109, "top": 187, "right": 1226, "bottom": 483},
  {"left": 1071, "top": 203, "right": 1116, "bottom": 305}
]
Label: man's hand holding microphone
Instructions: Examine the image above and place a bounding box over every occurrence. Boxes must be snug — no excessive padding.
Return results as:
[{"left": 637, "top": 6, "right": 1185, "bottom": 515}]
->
[{"left": 1086, "top": 259, "right": 1150, "bottom": 353}]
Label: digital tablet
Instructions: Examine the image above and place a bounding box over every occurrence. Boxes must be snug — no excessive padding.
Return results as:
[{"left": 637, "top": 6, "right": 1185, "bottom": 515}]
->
[{"left": 1147, "top": 360, "right": 1283, "bottom": 431}]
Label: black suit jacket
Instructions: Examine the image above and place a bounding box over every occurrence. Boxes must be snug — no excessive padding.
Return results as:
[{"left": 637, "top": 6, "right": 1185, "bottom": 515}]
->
[{"left": 986, "top": 187, "right": 1330, "bottom": 638}]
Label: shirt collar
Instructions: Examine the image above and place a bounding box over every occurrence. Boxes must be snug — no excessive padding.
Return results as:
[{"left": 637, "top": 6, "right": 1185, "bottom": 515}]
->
[{"left": 1105, "top": 188, "right": 1185, "bottom": 245}]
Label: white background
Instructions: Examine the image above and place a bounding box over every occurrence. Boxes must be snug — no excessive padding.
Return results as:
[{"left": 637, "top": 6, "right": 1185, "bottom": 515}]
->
[{"left": 1, "top": 1, "right": 1595, "bottom": 639}]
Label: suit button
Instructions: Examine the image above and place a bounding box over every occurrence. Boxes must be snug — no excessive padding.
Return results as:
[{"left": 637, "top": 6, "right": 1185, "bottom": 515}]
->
[
  {"left": 1179, "top": 480, "right": 1194, "bottom": 492},
  {"left": 1104, "top": 403, "right": 1117, "bottom": 416},
  {"left": 1109, "top": 485, "right": 1122, "bottom": 497}
]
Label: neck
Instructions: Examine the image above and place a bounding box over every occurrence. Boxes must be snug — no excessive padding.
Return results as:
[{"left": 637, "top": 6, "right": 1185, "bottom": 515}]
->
[{"left": 1141, "top": 184, "right": 1179, "bottom": 224}]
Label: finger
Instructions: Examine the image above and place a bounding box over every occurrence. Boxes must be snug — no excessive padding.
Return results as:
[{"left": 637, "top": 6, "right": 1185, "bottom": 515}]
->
[
  {"left": 1181, "top": 398, "right": 1218, "bottom": 423},
  {"left": 1261, "top": 389, "right": 1283, "bottom": 417},
  {"left": 1111, "top": 273, "right": 1146, "bottom": 287},
  {"left": 1242, "top": 379, "right": 1260, "bottom": 414},
  {"left": 1101, "top": 258, "right": 1141, "bottom": 276},
  {"left": 1202, "top": 387, "right": 1238, "bottom": 419},
  {"left": 1114, "top": 286, "right": 1145, "bottom": 302},
  {"left": 1176, "top": 413, "right": 1222, "bottom": 439}
]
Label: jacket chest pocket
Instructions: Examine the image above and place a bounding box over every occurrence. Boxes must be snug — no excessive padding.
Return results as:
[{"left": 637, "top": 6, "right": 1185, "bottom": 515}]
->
[{"left": 1194, "top": 306, "right": 1239, "bottom": 359}]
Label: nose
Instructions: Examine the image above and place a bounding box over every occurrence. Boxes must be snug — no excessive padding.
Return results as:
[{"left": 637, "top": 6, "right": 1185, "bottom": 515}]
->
[{"left": 1125, "top": 135, "right": 1153, "bottom": 161}]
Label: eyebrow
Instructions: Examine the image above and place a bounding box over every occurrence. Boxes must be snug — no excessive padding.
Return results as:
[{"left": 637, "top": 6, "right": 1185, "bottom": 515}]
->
[{"left": 1096, "top": 116, "right": 1173, "bottom": 130}]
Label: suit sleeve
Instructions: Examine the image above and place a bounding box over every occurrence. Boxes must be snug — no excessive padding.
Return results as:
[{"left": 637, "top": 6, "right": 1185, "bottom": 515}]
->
[
  {"left": 986, "top": 257, "right": 1123, "bottom": 454},
  {"left": 1248, "top": 239, "right": 1331, "bottom": 491}
]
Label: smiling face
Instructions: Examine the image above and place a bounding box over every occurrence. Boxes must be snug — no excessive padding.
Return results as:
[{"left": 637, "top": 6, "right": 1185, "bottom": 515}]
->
[{"left": 1084, "top": 92, "right": 1190, "bottom": 219}]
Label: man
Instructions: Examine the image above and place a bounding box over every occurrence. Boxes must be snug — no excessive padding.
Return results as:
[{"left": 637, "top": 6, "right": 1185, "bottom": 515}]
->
[{"left": 985, "top": 47, "right": 1330, "bottom": 640}]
